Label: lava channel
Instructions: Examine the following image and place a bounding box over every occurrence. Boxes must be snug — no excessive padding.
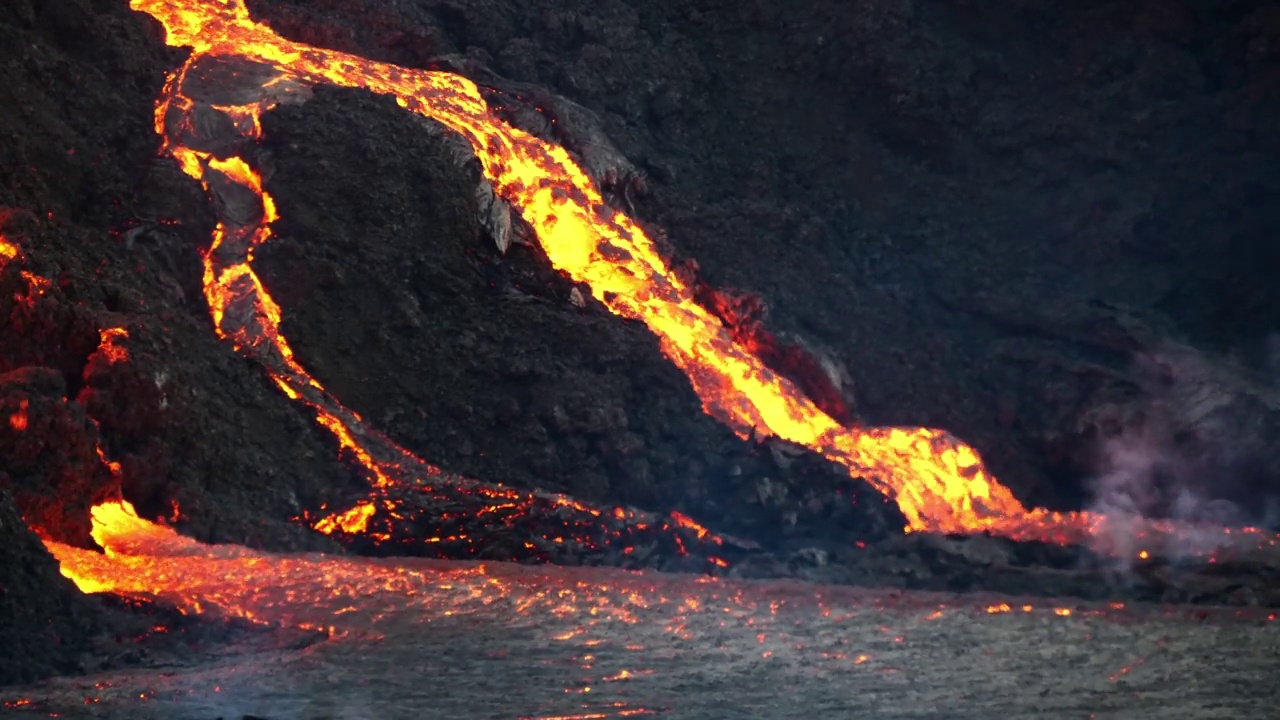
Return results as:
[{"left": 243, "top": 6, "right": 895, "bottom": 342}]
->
[{"left": 69, "top": 0, "right": 1276, "bottom": 562}]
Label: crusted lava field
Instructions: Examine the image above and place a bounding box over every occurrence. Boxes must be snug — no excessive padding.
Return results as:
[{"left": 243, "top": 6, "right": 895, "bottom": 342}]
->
[
  {"left": 13, "top": 516, "right": 1280, "bottom": 719},
  {"left": 1, "top": 0, "right": 1280, "bottom": 697}
]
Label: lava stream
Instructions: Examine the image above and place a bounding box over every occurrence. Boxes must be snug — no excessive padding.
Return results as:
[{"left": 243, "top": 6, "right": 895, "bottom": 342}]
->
[
  {"left": 118, "top": 0, "right": 1279, "bottom": 556},
  {"left": 43, "top": 499, "right": 1112, "bottom": 638},
  {"left": 132, "top": 0, "right": 1027, "bottom": 538}
]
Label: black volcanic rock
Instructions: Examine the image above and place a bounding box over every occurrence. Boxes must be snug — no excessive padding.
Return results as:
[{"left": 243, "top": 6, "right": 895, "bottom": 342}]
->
[
  {"left": 2, "top": 0, "right": 1280, "bottom": 689},
  {"left": 250, "top": 86, "right": 900, "bottom": 553},
  {"left": 0, "top": 490, "right": 104, "bottom": 685},
  {"left": 0, "top": 366, "right": 115, "bottom": 547}
]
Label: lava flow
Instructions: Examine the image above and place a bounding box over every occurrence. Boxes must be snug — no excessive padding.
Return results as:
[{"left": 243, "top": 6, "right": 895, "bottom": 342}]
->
[
  {"left": 42, "top": 498, "right": 1246, "bottom": 720},
  {"left": 130, "top": 0, "right": 1030, "bottom": 537},
  {"left": 42, "top": 498, "right": 1136, "bottom": 640},
  {"left": 147, "top": 39, "right": 721, "bottom": 561},
  {"left": 110, "top": 0, "right": 1280, "bottom": 556}
]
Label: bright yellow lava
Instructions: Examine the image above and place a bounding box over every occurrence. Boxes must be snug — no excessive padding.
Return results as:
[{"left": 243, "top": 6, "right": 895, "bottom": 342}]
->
[{"left": 127, "top": 0, "right": 1063, "bottom": 539}]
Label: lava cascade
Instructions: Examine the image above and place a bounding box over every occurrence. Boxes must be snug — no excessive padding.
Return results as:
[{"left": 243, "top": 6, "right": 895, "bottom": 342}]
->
[
  {"left": 109, "top": 0, "right": 1280, "bottom": 555},
  {"left": 128, "top": 0, "right": 1044, "bottom": 539}
]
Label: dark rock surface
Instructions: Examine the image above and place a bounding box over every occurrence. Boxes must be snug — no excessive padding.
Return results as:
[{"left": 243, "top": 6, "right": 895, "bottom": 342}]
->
[
  {"left": 0, "top": 490, "right": 104, "bottom": 685},
  {"left": 0, "top": 364, "right": 115, "bottom": 547}
]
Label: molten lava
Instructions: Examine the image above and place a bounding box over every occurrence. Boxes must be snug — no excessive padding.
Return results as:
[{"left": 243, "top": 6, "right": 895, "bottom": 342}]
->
[
  {"left": 44, "top": 498, "right": 1112, "bottom": 638},
  {"left": 7, "top": 399, "right": 28, "bottom": 432},
  {"left": 104, "top": 0, "right": 1280, "bottom": 558},
  {"left": 95, "top": 328, "right": 131, "bottom": 364},
  {"left": 125, "top": 0, "right": 1035, "bottom": 540}
]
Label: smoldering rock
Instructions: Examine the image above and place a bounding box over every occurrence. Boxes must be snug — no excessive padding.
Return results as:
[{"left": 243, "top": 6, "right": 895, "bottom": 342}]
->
[
  {"left": 0, "top": 489, "right": 108, "bottom": 686},
  {"left": 180, "top": 54, "right": 314, "bottom": 110},
  {"left": 0, "top": 367, "right": 117, "bottom": 547}
]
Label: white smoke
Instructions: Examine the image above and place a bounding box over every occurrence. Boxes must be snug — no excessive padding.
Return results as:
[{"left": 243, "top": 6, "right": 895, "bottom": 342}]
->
[
  {"left": 1264, "top": 495, "right": 1280, "bottom": 530},
  {"left": 1085, "top": 422, "right": 1245, "bottom": 565},
  {"left": 1082, "top": 346, "right": 1261, "bottom": 564}
]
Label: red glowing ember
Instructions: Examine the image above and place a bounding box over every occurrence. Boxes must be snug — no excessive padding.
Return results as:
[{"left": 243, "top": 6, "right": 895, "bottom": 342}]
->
[
  {"left": 7, "top": 398, "right": 28, "bottom": 432},
  {"left": 95, "top": 328, "right": 131, "bottom": 365}
]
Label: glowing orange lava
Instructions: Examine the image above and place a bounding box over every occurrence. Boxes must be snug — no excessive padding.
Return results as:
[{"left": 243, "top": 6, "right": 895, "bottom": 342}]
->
[
  {"left": 126, "top": 0, "right": 1036, "bottom": 538},
  {"left": 7, "top": 398, "right": 28, "bottom": 432},
  {"left": 46, "top": 0, "right": 1270, "bottom": 561},
  {"left": 0, "top": 236, "right": 18, "bottom": 262},
  {"left": 44, "top": 499, "right": 1126, "bottom": 637},
  {"left": 96, "top": 328, "right": 131, "bottom": 364}
]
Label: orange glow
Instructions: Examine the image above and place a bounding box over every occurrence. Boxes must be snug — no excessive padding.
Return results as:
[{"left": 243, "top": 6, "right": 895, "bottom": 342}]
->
[
  {"left": 19, "top": 270, "right": 51, "bottom": 294},
  {"left": 105, "top": 0, "right": 1280, "bottom": 561},
  {"left": 8, "top": 399, "right": 28, "bottom": 432},
  {"left": 668, "top": 511, "right": 721, "bottom": 545},
  {"left": 124, "top": 0, "right": 1033, "bottom": 539},
  {"left": 1, "top": 235, "right": 63, "bottom": 318},
  {"left": 40, "top": 498, "right": 958, "bottom": 646},
  {"left": 313, "top": 500, "right": 376, "bottom": 535},
  {"left": 96, "top": 328, "right": 130, "bottom": 364}
]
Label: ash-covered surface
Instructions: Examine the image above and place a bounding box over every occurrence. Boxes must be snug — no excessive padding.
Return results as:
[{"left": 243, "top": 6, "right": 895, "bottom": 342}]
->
[
  {"left": 1, "top": 0, "right": 1279, "bottom": 692},
  {"left": 3, "top": 559, "right": 1278, "bottom": 719}
]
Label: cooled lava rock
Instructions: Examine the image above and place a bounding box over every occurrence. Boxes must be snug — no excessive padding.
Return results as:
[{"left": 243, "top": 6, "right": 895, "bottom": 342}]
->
[
  {"left": 0, "top": 367, "right": 116, "bottom": 547},
  {"left": 0, "top": 490, "right": 105, "bottom": 685}
]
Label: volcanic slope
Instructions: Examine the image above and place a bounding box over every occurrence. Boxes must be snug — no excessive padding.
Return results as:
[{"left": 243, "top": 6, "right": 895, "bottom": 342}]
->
[
  {"left": 15, "top": 508, "right": 1280, "bottom": 720},
  {"left": 244, "top": 0, "right": 1280, "bottom": 525}
]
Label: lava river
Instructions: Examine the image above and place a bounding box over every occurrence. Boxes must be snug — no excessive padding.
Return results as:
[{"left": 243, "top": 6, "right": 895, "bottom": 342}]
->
[
  {"left": 20, "top": 502, "right": 1278, "bottom": 719},
  {"left": 116, "top": 0, "right": 1271, "bottom": 554}
]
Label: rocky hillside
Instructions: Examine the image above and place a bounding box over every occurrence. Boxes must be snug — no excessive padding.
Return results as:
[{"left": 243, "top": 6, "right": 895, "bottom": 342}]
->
[{"left": 1, "top": 0, "right": 1278, "bottom": 685}]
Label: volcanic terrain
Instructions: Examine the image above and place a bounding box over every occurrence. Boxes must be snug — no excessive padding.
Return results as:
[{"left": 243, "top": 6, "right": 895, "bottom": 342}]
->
[{"left": 1, "top": 0, "right": 1279, "bottom": 716}]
